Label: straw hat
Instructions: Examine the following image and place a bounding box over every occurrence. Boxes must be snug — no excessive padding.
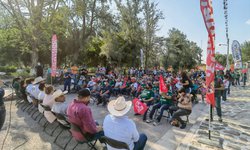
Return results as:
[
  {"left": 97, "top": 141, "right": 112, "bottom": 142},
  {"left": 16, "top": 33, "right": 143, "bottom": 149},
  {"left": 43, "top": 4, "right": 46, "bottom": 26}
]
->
[
  {"left": 52, "top": 89, "right": 68, "bottom": 100},
  {"left": 33, "top": 76, "right": 45, "bottom": 84},
  {"left": 107, "top": 96, "right": 132, "bottom": 117}
]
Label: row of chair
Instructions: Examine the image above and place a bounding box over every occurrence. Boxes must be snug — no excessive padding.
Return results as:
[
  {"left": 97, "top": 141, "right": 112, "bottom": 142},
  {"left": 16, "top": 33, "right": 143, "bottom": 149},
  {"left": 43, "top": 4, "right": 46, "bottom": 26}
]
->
[{"left": 15, "top": 94, "right": 130, "bottom": 150}]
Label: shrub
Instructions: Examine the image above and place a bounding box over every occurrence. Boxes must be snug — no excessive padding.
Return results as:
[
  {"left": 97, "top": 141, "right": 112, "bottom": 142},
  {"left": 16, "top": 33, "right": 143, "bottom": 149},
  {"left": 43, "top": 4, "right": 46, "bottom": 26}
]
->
[
  {"left": 11, "top": 71, "right": 30, "bottom": 78},
  {"left": 88, "top": 67, "right": 97, "bottom": 73},
  {"left": 0, "top": 65, "right": 17, "bottom": 73}
]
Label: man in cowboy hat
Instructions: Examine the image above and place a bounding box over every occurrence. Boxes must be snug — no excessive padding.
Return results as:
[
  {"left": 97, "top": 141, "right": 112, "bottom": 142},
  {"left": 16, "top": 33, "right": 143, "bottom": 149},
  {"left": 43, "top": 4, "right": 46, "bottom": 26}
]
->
[
  {"left": 51, "top": 89, "right": 68, "bottom": 116},
  {"left": 103, "top": 96, "right": 147, "bottom": 150},
  {"left": 67, "top": 88, "right": 104, "bottom": 142}
]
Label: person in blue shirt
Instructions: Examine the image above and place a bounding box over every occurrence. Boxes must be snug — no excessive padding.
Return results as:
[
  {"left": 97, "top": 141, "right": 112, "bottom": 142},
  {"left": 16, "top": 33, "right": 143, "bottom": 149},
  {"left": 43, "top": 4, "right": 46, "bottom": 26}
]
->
[{"left": 64, "top": 69, "right": 72, "bottom": 93}]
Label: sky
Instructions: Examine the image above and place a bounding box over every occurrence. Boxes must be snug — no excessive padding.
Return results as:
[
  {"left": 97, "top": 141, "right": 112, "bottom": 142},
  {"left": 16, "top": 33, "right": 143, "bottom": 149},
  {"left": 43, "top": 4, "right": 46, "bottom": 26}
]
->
[{"left": 155, "top": 0, "right": 250, "bottom": 62}]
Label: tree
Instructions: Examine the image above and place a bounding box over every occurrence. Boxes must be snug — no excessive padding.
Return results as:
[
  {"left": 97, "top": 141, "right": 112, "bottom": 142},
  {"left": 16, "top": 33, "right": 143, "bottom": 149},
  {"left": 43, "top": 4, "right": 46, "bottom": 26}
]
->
[
  {"left": 162, "top": 28, "right": 202, "bottom": 70},
  {"left": 0, "top": 0, "right": 65, "bottom": 68},
  {"left": 241, "top": 41, "right": 250, "bottom": 63},
  {"left": 215, "top": 53, "right": 233, "bottom": 67},
  {"left": 142, "top": 0, "right": 163, "bottom": 68}
]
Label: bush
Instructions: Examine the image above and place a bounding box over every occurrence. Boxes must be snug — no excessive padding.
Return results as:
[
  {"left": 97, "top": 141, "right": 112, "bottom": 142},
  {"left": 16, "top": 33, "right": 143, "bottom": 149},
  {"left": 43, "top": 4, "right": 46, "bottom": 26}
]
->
[
  {"left": 11, "top": 71, "right": 30, "bottom": 78},
  {"left": 88, "top": 67, "right": 97, "bottom": 73},
  {"left": 0, "top": 66, "right": 17, "bottom": 73}
]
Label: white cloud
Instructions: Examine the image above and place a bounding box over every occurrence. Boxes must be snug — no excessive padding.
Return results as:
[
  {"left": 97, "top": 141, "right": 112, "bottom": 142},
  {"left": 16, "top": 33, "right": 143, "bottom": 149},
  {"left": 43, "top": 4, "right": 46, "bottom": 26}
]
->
[{"left": 246, "top": 19, "right": 250, "bottom": 25}]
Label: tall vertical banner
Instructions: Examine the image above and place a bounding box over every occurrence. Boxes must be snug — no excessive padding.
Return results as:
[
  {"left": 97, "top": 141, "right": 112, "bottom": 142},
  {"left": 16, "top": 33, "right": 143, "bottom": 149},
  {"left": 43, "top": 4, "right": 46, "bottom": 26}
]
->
[
  {"left": 231, "top": 40, "right": 243, "bottom": 69},
  {"left": 140, "top": 49, "right": 144, "bottom": 69},
  {"left": 200, "top": 0, "right": 216, "bottom": 107},
  {"left": 51, "top": 34, "right": 57, "bottom": 77}
]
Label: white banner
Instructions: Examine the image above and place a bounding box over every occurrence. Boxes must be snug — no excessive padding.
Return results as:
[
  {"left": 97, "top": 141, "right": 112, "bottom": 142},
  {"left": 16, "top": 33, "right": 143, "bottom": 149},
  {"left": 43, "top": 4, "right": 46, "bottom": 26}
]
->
[{"left": 231, "top": 40, "right": 243, "bottom": 69}]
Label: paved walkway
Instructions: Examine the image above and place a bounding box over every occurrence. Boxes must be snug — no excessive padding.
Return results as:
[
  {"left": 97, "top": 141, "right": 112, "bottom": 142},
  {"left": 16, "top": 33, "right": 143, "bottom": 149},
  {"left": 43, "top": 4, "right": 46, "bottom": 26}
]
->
[
  {"left": 0, "top": 83, "right": 249, "bottom": 150},
  {"left": 177, "top": 84, "right": 250, "bottom": 150}
]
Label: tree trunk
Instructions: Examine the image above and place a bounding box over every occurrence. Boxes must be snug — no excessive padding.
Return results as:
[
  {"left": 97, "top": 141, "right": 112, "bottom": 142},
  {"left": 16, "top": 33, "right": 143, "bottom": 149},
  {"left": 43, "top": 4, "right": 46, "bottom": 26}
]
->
[{"left": 31, "top": 49, "right": 38, "bottom": 69}]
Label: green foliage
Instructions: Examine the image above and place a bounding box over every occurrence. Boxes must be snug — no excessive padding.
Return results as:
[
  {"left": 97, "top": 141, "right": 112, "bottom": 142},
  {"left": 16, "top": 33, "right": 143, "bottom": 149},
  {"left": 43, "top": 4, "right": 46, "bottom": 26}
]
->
[
  {"left": 215, "top": 53, "right": 234, "bottom": 67},
  {"left": 11, "top": 71, "right": 30, "bottom": 78},
  {"left": 161, "top": 28, "right": 202, "bottom": 70},
  {"left": 241, "top": 41, "right": 250, "bottom": 62},
  {"left": 0, "top": 66, "right": 17, "bottom": 73},
  {"left": 0, "top": 0, "right": 205, "bottom": 70}
]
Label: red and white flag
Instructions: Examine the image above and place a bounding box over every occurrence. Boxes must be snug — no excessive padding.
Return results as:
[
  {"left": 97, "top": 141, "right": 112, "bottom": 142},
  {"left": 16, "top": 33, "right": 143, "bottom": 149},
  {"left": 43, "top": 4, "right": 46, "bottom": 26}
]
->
[
  {"left": 159, "top": 75, "right": 168, "bottom": 93},
  {"left": 132, "top": 98, "right": 148, "bottom": 115},
  {"left": 200, "top": 0, "right": 216, "bottom": 107},
  {"left": 51, "top": 34, "right": 57, "bottom": 77},
  {"left": 215, "top": 62, "right": 225, "bottom": 71}
]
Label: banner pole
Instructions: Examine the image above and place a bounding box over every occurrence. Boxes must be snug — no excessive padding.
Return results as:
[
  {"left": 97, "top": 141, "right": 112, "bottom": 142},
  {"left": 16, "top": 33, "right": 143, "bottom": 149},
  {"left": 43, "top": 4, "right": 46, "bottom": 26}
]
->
[{"left": 209, "top": 104, "right": 213, "bottom": 139}]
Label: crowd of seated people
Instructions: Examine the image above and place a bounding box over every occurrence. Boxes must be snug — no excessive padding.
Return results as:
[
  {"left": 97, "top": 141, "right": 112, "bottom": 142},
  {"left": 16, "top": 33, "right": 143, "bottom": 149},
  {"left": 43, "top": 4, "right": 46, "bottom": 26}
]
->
[{"left": 11, "top": 68, "right": 214, "bottom": 149}]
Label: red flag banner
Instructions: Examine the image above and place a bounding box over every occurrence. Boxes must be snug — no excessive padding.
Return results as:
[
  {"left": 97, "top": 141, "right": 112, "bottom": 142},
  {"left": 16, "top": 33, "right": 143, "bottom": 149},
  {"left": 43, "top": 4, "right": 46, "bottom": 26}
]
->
[
  {"left": 200, "top": 0, "right": 216, "bottom": 107},
  {"left": 215, "top": 62, "right": 225, "bottom": 71},
  {"left": 159, "top": 75, "right": 168, "bottom": 93},
  {"left": 132, "top": 98, "right": 148, "bottom": 115},
  {"left": 51, "top": 34, "right": 57, "bottom": 77}
]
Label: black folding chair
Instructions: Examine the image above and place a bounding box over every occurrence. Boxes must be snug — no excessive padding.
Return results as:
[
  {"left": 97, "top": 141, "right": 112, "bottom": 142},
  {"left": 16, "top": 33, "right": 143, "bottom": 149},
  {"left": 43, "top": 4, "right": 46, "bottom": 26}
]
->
[
  {"left": 100, "top": 136, "right": 129, "bottom": 150},
  {"left": 70, "top": 122, "right": 98, "bottom": 150},
  {"left": 40, "top": 104, "right": 59, "bottom": 135},
  {"left": 53, "top": 113, "right": 72, "bottom": 150}
]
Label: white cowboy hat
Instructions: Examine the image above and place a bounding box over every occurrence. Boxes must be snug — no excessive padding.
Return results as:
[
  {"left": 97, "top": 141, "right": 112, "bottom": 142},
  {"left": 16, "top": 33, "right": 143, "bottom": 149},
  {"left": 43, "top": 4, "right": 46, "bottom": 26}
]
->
[
  {"left": 52, "top": 89, "right": 68, "bottom": 99},
  {"left": 107, "top": 96, "right": 132, "bottom": 117},
  {"left": 33, "top": 76, "right": 45, "bottom": 84}
]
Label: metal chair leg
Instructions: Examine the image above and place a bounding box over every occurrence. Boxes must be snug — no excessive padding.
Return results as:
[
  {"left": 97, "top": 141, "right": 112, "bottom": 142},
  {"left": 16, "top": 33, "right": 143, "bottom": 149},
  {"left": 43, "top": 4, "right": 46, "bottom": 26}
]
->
[
  {"left": 53, "top": 128, "right": 64, "bottom": 143},
  {"left": 50, "top": 124, "right": 60, "bottom": 136},
  {"left": 31, "top": 109, "right": 40, "bottom": 120},
  {"left": 63, "top": 136, "right": 73, "bottom": 150},
  {"left": 22, "top": 103, "right": 31, "bottom": 111},
  {"left": 73, "top": 143, "right": 79, "bottom": 150},
  {"left": 34, "top": 113, "right": 42, "bottom": 121}
]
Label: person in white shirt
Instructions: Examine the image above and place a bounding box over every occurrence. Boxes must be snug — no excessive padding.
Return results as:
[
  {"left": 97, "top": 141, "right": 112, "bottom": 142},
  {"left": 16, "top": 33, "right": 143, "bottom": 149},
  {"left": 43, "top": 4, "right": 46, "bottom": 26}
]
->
[
  {"left": 25, "top": 78, "right": 35, "bottom": 103},
  {"left": 43, "top": 85, "right": 55, "bottom": 108},
  {"left": 103, "top": 96, "right": 147, "bottom": 150},
  {"left": 31, "top": 77, "right": 45, "bottom": 101},
  {"left": 113, "top": 79, "right": 122, "bottom": 96},
  {"left": 38, "top": 83, "right": 46, "bottom": 102},
  {"left": 222, "top": 75, "right": 229, "bottom": 101},
  {"left": 51, "top": 90, "right": 68, "bottom": 116}
]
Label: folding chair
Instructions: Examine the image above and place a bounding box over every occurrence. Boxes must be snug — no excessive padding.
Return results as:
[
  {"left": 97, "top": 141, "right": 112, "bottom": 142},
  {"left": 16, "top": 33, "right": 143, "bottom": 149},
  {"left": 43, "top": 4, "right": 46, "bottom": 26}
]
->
[
  {"left": 70, "top": 123, "right": 98, "bottom": 150},
  {"left": 100, "top": 136, "right": 129, "bottom": 150},
  {"left": 53, "top": 113, "right": 72, "bottom": 150},
  {"left": 40, "top": 104, "right": 58, "bottom": 135}
]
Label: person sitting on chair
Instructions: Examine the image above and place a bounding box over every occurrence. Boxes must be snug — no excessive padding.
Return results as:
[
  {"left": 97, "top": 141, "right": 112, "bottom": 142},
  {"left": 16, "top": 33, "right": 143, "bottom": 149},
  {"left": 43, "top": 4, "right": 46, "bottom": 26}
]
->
[
  {"left": 67, "top": 88, "right": 104, "bottom": 142},
  {"left": 138, "top": 83, "right": 154, "bottom": 121},
  {"left": 52, "top": 90, "right": 68, "bottom": 116},
  {"left": 146, "top": 82, "right": 173, "bottom": 126},
  {"left": 103, "top": 96, "right": 148, "bottom": 150},
  {"left": 96, "top": 81, "right": 112, "bottom": 106},
  {"left": 170, "top": 88, "right": 192, "bottom": 129}
]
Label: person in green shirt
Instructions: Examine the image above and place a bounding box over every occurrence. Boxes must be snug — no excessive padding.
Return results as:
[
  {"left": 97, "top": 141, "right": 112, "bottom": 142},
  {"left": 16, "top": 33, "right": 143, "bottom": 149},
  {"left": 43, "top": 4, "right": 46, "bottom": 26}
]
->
[
  {"left": 12, "top": 78, "right": 21, "bottom": 98},
  {"left": 139, "top": 83, "right": 154, "bottom": 121},
  {"left": 146, "top": 84, "right": 173, "bottom": 126},
  {"left": 235, "top": 72, "right": 240, "bottom": 86}
]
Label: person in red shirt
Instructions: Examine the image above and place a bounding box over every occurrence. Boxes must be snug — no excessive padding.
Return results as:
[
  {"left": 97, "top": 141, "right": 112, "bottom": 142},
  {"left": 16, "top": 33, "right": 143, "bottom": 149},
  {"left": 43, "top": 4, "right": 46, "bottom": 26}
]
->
[{"left": 67, "top": 88, "right": 103, "bottom": 142}]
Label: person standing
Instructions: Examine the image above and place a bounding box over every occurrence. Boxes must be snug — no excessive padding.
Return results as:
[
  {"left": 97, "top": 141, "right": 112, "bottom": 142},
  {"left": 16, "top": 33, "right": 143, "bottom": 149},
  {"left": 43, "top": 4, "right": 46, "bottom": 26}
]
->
[
  {"left": 36, "top": 62, "right": 44, "bottom": 77},
  {"left": 235, "top": 72, "right": 240, "bottom": 86},
  {"left": 64, "top": 68, "right": 72, "bottom": 93},
  {"left": 0, "top": 80, "right": 6, "bottom": 130},
  {"left": 103, "top": 96, "right": 148, "bottom": 150},
  {"left": 222, "top": 75, "right": 229, "bottom": 101},
  {"left": 214, "top": 72, "right": 224, "bottom": 122},
  {"left": 243, "top": 73, "right": 247, "bottom": 87}
]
